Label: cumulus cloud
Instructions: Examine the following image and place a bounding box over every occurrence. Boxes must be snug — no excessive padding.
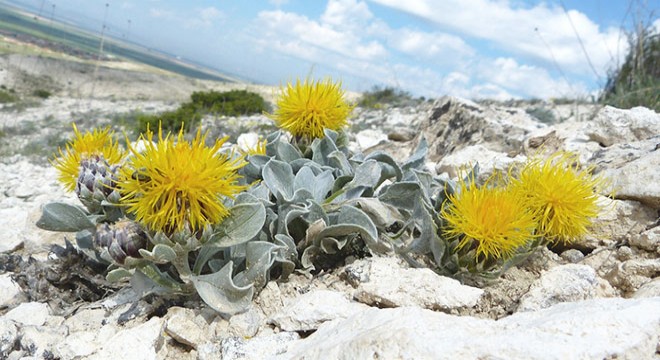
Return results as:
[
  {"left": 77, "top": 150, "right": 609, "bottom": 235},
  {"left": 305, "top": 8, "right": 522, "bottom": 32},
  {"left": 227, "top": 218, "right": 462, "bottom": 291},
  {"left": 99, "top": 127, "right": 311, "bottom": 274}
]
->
[
  {"left": 369, "top": 0, "right": 626, "bottom": 78},
  {"left": 250, "top": 0, "right": 603, "bottom": 99}
]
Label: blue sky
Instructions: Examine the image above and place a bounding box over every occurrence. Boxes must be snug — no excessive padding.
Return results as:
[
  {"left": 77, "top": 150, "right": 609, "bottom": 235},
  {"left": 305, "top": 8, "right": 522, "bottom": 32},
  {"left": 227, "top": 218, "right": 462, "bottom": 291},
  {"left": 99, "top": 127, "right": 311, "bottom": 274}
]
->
[{"left": 5, "top": 0, "right": 659, "bottom": 100}]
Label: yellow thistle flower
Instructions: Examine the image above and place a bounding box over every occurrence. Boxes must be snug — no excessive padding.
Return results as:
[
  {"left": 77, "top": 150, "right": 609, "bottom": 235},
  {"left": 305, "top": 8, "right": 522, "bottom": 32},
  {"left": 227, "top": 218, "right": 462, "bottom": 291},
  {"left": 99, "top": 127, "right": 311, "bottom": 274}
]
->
[
  {"left": 52, "top": 124, "right": 125, "bottom": 192},
  {"left": 511, "top": 152, "right": 603, "bottom": 243},
  {"left": 268, "top": 78, "right": 354, "bottom": 139},
  {"left": 117, "top": 127, "right": 247, "bottom": 233},
  {"left": 441, "top": 176, "right": 537, "bottom": 260}
]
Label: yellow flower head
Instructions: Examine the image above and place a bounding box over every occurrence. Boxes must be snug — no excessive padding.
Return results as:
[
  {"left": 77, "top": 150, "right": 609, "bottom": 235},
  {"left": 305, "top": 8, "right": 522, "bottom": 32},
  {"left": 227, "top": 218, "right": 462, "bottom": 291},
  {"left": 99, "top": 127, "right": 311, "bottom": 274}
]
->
[
  {"left": 117, "top": 127, "right": 247, "bottom": 233},
  {"left": 441, "top": 175, "right": 537, "bottom": 260},
  {"left": 511, "top": 152, "right": 603, "bottom": 243},
  {"left": 52, "top": 124, "right": 125, "bottom": 192},
  {"left": 268, "top": 78, "right": 354, "bottom": 139}
]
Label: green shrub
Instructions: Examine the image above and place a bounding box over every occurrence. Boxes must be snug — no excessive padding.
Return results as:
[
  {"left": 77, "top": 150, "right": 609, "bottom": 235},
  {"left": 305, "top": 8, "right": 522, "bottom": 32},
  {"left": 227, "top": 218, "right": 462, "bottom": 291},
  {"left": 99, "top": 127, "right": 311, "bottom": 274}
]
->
[
  {"left": 358, "top": 86, "right": 420, "bottom": 108},
  {"left": 135, "top": 89, "right": 269, "bottom": 134},
  {"left": 600, "top": 23, "right": 659, "bottom": 111},
  {"left": 191, "top": 89, "right": 269, "bottom": 116},
  {"left": 0, "top": 89, "right": 18, "bottom": 104},
  {"left": 33, "top": 89, "right": 52, "bottom": 99}
]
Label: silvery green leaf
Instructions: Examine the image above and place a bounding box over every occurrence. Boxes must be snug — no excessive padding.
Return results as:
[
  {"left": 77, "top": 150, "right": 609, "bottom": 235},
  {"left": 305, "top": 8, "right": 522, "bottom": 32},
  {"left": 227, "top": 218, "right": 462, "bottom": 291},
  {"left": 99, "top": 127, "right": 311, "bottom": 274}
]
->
[
  {"left": 138, "top": 244, "right": 177, "bottom": 264},
  {"left": 263, "top": 159, "right": 294, "bottom": 201},
  {"left": 323, "top": 128, "right": 339, "bottom": 143},
  {"left": 273, "top": 234, "right": 297, "bottom": 279},
  {"left": 193, "top": 246, "right": 225, "bottom": 275},
  {"left": 210, "top": 202, "right": 266, "bottom": 247},
  {"left": 365, "top": 151, "right": 403, "bottom": 181},
  {"left": 348, "top": 160, "right": 381, "bottom": 189},
  {"left": 311, "top": 136, "right": 339, "bottom": 166},
  {"left": 235, "top": 192, "right": 260, "bottom": 205},
  {"left": 149, "top": 231, "right": 176, "bottom": 247},
  {"left": 327, "top": 150, "right": 353, "bottom": 176},
  {"left": 106, "top": 268, "right": 132, "bottom": 283},
  {"left": 233, "top": 241, "right": 280, "bottom": 289},
  {"left": 76, "top": 229, "right": 107, "bottom": 263},
  {"left": 135, "top": 264, "right": 184, "bottom": 293},
  {"left": 190, "top": 261, "right": 254, "bottom": 315},
  {"left": 320, "top": 236, "right": 347, "bottom": 254},
  {"left": 265, "top": 130, "right": 283, "bottom": 157},
  {"left": 294, "top": 167, "right": 334, "bottom": 203},
  {"left": 301, "top": 246, "right": 320, "bottom": 270},
  {"left": 331, "top": 175, "right": 353, "bottom": 194},
  {"left": 303, "top": 200, "right": 329, "bottom": 225},
  {"left": 378, "top": 182, "right": 423, "bottom": 211},
  {"left": 402, "top": 136, "right": 428, "bottom": 171},
  {"left": 276, "top": 141, "right": 302, "bottom": 162},
  {"left": 402, "top": 202, "right": 437, "bottom": 254},
  {"left": 315, "top": 205, "right": 384, "bottom": 253},
  {"left": 36, "top": 202, "right": 94, "bottom": 232},
  {"left": 356, "top": 198, "right": 404, "bottom": 228},
  {"left": 293, "top": 166, "right": 316, "bottom": 193}
]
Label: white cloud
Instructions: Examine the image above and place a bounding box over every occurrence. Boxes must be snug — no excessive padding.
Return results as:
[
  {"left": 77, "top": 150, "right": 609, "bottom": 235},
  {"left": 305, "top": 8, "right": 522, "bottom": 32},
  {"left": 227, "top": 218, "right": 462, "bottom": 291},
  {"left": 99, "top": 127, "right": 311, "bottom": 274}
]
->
[
  {"left": 269, "top": 0, "right": 290, "bottom": 7},
  {"left": 186, "top": 6, "right": 225, "bottom": 28},
  {"left": 369, "top": 0, "right": 626, "bottom": 78},
  {"left": 148, "top": 8, "right": 175, "bottom": 19},
  {"left": 256, "top": 9, "right": 388, "bottom": 61}
]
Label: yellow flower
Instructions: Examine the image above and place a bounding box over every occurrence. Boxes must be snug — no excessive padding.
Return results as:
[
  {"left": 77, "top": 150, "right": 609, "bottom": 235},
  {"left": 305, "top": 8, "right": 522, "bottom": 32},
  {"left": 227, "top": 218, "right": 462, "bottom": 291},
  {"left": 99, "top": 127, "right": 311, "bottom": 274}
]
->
[
  {"left": 268, "top": 78, "right": 354, "bottom": 139},
  {"left": 511, "top": 152, "right": 602, "bottom": 243},
  {"left": 117, "top": 127, "right": 247, "bottom": 233},
  {"left": 53, "top": 124, "right": 125, "bottom": 192},
  {"left": 441, "top": 176, "right": 537, "bottom": 260}
]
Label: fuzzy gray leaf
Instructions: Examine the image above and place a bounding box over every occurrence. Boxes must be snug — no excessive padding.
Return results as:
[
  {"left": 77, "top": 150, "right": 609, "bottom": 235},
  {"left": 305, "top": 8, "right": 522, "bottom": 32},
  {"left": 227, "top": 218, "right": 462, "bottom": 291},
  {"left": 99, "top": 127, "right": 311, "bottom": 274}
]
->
[
  {"left": 190, "top": 261, "right": 254, "bottom": 315},
  {"left": 378, "top": 182, "right": 423, "bottom": 211},
  {"left": 210, "top": 202, "right": 266, "bottom": 247},
  {"left": 36, "top": 202, "right": 94, "bottom": 232},
  {"left": 402, "top": 136, "right": 428, "bottom": 171},
  {"left": 263, "top": 159, "right": 295, "bottom": 201}
]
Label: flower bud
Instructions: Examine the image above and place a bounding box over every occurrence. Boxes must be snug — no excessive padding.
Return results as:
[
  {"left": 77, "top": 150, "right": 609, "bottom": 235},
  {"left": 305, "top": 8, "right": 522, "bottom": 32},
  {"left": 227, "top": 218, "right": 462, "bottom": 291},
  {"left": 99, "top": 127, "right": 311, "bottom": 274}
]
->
[
  {"left": 75, "top": 155, "right": 121, "bottom": 213},
  {"left": 94, "top": 220, "right": 147, "bottom": 264}
]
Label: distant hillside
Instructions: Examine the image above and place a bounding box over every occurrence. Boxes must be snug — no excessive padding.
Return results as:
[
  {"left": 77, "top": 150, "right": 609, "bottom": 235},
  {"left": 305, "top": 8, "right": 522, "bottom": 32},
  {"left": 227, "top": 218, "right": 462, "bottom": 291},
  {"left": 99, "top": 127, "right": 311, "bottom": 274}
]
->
[{"left": 0, "top": 4, "right": 237, "bottom": 82}]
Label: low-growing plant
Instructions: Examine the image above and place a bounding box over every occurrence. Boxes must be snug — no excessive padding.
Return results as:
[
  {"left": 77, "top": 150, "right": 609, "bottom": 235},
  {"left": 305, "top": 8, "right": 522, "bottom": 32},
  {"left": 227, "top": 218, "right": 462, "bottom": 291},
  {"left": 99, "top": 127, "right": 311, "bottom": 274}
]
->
[
  {"left": 600, "top": 17, "right": 659, "bottom": 111},
  {"left": 136, "top": 89, "right": 269, "bottom": 134},
  {"left": 358, "top": 85, "right": 421, "bottom": 108},
  {"left": 36, "top": 77, "right": 607, "bottom": 314},
  {"left": 32, "top": 89, "right": 52, "bottom": 99},
  {"left": 0, "top": 89, "right": 18, "bottom": 103}
]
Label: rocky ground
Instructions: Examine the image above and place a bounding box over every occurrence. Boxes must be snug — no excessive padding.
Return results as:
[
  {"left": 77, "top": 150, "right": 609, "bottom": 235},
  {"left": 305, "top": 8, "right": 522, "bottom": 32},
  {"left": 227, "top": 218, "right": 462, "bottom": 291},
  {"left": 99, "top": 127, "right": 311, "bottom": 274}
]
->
[{"left": 1, "top": 54, "right": 659, "bottom": 359}]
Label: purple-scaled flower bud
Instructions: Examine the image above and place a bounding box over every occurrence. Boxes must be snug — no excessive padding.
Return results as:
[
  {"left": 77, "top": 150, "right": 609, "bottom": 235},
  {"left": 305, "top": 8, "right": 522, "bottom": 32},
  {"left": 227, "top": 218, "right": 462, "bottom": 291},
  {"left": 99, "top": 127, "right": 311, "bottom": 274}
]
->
[
  {"left": 93, "top": 220, "right": 147, "bottom": 265},
  {"left": 75, "top": 155, "right": 121, "bottom": 214}
]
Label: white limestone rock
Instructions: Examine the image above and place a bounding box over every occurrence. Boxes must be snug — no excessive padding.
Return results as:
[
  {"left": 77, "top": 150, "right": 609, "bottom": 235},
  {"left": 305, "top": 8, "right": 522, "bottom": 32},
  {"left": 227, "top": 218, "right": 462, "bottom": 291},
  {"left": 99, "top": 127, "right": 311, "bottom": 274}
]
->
[
  {"left": 603, "top": 149, "right": 660, "bottom": 208},
  {"left": 0, "top": 274, "right": 23, "bottom": 308},
  {"left": 518, "top": 264, "right": 615, "bottom": 312},
  {"left": 584, "top": 105, "right": 660, "bottom": 147},
  {"left": 630, "top": 226, "right": 660, "bottom": 253},
  {"left": 634, "top": 277, "right": 660, "bottom": 298},
  {"left": 5, "top": 302, "right": 50, "bottom": 326},
  {"left": 0, "top": 318, "right": 18, "bottom": 356},
  {"left": 91, "top": 317, "right": 165, "bottom": 360},
  {"left": 269, "top": 290, "right": 369, "bottom": 332},
  {"left": 165, "top": 307, "right": 211, "bottom": 349},
  {"left": 228, "top": 306, "right": 264, "bottom": 338},
  {"left": 18, "top": 324, "right": 68, "bottom": 358},
  {"left": 606, "top": 258, "right": 660, "bottom": 295},
  {"left": 0, "top": 208, "right": 26, "bottom": 254},
  {"left": 220, "top": 332, "right": 300, "bottom": 360},
  {"left": 434, "top": 144, "right": 526, "bottom": 181},
  {"left": 348, "top": 256, "right": 483, "bottom": 310},
  {"left": 281, "top": 297, "right": 660, "bottom": 359}
]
